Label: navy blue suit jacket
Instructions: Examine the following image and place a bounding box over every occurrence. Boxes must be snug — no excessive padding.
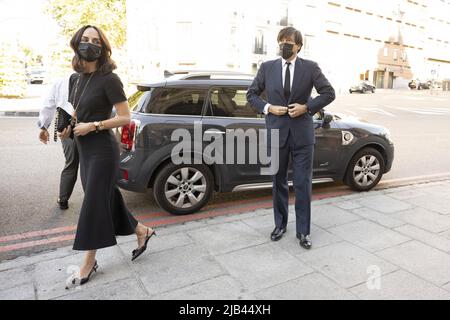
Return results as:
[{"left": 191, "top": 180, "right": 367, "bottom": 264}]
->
[{"left": 247, "top": 57, "right": 335, "bottom": 147}]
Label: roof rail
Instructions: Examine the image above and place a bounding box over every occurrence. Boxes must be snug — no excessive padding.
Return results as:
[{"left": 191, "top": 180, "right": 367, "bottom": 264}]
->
[{"left": 163, "top": 69, "right": 255, "bottom": 80}]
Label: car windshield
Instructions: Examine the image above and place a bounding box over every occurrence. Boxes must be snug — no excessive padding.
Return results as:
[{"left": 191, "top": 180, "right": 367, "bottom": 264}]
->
[{"left": 127, "top": 90, "right": 146, "bottom": 111}]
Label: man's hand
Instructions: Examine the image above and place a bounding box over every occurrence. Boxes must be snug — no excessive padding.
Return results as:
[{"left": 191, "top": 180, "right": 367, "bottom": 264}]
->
[
  {"left": 288, "top": 103, "right": 308, "bottom": 118},
  {"left": 73, "top": 122, "right": 95, "bottom": 137},
  {"left": 58, "top": 125, "right": 72, "bottom": 140},
  {"left": 39, "top": 128, "right": 49, "bottom": 144},
  {"left": 268, "top": 105, "right": 288, "bottom": 116}
]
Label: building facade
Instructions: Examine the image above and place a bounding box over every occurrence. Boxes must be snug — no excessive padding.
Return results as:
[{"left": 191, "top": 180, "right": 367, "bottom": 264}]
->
[{"left": 126, "top": 0, "right": 450, "bottom": 92}]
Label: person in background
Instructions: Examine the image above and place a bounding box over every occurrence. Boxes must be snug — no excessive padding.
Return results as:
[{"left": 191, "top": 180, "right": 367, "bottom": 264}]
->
[{"left": 38, "top": 75, "right": 78, "bottom": 210}]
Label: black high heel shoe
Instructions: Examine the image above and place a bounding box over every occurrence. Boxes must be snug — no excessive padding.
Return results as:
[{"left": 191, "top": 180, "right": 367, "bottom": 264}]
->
[
  {"left": 65, "top": 260, "right": 98, "bottom": 289},
  {"left": 80, "top": 260, "right": 98, "bottom": 285},
  {"left": 132, "top": 228, "right": 156, "bottom": 261}
]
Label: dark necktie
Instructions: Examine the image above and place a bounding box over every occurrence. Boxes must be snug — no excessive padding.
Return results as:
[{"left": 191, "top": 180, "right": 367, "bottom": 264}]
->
[{"left": 284, "top": 62, "right": 291, "bottom": 101}]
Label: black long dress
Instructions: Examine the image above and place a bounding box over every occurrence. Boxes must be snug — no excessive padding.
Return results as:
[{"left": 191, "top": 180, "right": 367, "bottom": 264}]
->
[{"left": 69, "top": 71, "right": 138, "bottom": 251}]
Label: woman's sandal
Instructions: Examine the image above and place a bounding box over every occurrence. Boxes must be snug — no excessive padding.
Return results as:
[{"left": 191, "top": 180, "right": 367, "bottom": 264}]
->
[
  {"left": 132, "top": 228, "right": 156, "bottom": 261},
  {"left": 65, "top": 260, "right": 98, "bottom": 289}
]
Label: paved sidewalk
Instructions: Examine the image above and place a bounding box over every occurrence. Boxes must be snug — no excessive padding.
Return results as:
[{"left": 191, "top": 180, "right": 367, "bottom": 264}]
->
[{"left": 1, "top": 180, "right": 450, "bottom": 300}]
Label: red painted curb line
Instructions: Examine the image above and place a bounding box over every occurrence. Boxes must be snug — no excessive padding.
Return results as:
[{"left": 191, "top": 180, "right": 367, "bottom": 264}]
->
[{"left": 0, "top": 190, "right": 352, "bottom": 254}]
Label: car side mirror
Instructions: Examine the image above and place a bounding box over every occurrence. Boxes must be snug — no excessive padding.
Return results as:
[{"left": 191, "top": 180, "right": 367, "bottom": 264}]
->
[{"left": 322, "top": 113, "right": 333, "bottom": 127}]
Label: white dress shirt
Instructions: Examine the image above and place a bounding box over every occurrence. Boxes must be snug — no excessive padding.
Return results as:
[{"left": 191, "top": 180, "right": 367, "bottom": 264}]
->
[
  {"left": 37, "top": 75, "right": 74, "bottom": 129},
  {"left": 263, "top": 56, "right": 297, "bottom": 115}
]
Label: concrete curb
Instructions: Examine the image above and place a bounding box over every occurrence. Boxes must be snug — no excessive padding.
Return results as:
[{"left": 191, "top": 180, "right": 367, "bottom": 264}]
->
[{"left": 0, "top": 111, "right": 40, "bottom": 117}]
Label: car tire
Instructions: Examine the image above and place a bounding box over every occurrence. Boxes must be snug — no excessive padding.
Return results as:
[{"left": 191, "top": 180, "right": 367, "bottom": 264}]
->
[
  {"left": 371, "top": 88, "right": 375, "bottom": 93},
  {"left": 153, "top": 163, "right": 214, "bottom": 215},
  {"left": 344, "top": 147, "right": 385, "bottom": 192},
  {"left": 349, "top": 89, "right": 352, "bottom": 94}
]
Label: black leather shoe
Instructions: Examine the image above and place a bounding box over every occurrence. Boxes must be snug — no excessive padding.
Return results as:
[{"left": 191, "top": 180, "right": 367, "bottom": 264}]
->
[
  {"left": 57, "top": 198, "right": 69, "bottom": 210},
  {"left": 297, "top": 233, "right": 312, "bottom": 249},
  {"left": 270, "top": 227, "right": 286, "bottom": 241}
]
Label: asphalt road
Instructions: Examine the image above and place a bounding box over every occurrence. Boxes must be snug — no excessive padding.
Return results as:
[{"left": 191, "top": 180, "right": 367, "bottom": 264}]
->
[
  {"left": 1, "top": 89, "right": 450, "bottom": 261},
  {"left": 329, "top": 89, "right": 450, "bottom": 180}
]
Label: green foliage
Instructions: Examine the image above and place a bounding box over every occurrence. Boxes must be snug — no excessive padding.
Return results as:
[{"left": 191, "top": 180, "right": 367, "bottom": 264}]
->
[
  {"left": 0, "top": 43, "right": 27, "bottom": 98},
  {"left": 45, "top": 0, "right": 127, "bottom": 48}
]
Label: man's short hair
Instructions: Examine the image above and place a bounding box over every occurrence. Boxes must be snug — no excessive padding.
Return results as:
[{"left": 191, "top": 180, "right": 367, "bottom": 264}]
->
[{"left": 277, "top": 27, "right": 303, "bottom": 47}]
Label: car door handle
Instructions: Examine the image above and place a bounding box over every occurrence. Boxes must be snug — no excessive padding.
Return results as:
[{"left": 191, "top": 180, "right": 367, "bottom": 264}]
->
[{"left": 204, "top": 130, "right": 226, "bottom": 135}]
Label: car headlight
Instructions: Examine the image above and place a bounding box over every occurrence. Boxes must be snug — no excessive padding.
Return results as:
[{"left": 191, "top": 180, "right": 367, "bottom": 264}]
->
[{"left": 341, "top": 131, "right": 354, "bottom": 145}]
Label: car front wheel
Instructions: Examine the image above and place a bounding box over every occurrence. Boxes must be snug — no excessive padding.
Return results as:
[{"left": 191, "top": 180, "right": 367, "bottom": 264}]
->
[
  {"left": 153, "top": 163, "right": 214, "bottom": 215},
  {"left": 345, "top": 148, "right": 385, "bottom": 191}
]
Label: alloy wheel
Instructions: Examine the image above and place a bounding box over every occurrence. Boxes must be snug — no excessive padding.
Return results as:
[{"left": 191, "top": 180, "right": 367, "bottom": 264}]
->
[
  {"left": 164, "top": 167, "right": 207, "bottom": 208},
  {"left": 353, "top": 155, "right": 381, "bottom": 187}
]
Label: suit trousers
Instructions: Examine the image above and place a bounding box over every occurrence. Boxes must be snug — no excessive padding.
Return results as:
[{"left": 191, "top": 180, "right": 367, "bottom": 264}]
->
[
  {"left": 272, "top": 130, "right": 314, "bottom": 235},
  {"left": 59, "top": 137, "right": 79, "bottom": 202}
]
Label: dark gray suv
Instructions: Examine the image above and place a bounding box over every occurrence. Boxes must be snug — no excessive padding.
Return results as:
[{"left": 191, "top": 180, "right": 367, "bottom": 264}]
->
[{"left": 117, "top": 71, "right": 394, "bottom": 215}]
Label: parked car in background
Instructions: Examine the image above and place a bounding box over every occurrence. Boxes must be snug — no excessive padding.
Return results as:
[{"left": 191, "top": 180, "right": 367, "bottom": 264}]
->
[
  {"left": 26, "top": 67, "right": 46, "bottom": 84},
  {"left": 349, "top": 81, "right": 375, "bottom": 93},
  {"left": 418, "top": 80, "right": 431, "bottom": 89},
  {"left": 117, "top": 71, "right": 394, "bottom": 215},
  {"left": 408, "top": 80, "right": 417, "bottom": 89},
  {"left": 431, "top": 81, "right": 442, "bottom": 90},
  {"left": 408, "top": 79, "right": 431, "bottom": 90}
]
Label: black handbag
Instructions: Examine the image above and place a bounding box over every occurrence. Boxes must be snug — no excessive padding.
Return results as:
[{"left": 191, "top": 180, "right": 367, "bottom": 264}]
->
[
  {"left": 55, "top": 107, "right": 73, "bottom": 132},
  {"left": 53, "top": 73, "right": 93, "bottom": 141},
  {"left": 53, "top": 107, "right": 74, "bottom": 141}
]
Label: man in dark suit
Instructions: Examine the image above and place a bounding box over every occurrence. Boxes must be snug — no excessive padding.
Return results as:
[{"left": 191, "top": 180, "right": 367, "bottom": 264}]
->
[{"left": 247, "top": 27, "right": 335, "bottom": 249}]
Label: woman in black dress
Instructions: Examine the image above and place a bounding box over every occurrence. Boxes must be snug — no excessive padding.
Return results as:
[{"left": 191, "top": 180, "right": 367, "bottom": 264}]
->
[{"left": 60, "top": 25, "right": 155, "bottom": 287}]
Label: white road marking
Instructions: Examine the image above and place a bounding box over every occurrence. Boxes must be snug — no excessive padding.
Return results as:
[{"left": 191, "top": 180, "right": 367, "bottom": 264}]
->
[
  {"left": 394, "top": 107, "right": 450, "bottom": 115},
  {"left": 360, "top": 108, "right": 396, "bottom": 117}
]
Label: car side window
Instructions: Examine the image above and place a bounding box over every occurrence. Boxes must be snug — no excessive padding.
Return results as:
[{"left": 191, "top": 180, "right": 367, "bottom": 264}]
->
[
  {"left": 144, "top": 88, "right": 206, "bottom": 116},
  {"left": 206, "top": 87, "right": 263, "bottom": 118},
  {"left": 127, "top": 91, "right": 146, "bottom": 111},
  {"left": 313, "top": 111, "right": 323, "bottom": 121}
]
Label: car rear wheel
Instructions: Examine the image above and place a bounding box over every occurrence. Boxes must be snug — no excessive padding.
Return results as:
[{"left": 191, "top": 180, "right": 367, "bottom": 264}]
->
[
  {"left": 345, "top": 148, "right": 385, "bottom": 191},
  {"left": 153, "top": 163, "right": 214, "bottom": 215}
]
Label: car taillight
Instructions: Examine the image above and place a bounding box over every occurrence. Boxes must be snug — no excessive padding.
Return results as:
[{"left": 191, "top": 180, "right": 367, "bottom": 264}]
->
[
  {"left": 122, "top": 169, "right": 129, "bottom": 181},
  {"left": 121, "top": 121, "right": 136, "bottom": 151}
]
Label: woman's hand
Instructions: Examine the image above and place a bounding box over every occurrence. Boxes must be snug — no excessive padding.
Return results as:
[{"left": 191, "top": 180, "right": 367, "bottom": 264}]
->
[
  {"left": 73, "top": 122, "right": 95, "bottom": 137},
  {"left": 58, "top": 125, "right": 72, "bottom": 140}
]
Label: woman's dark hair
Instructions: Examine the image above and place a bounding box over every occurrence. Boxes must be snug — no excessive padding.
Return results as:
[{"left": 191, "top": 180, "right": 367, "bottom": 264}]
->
[
  {"left": 277, "top": 27, "right": 303, "bottom": 52},
  {"left": 70, "top": 25, "right": 117, "bottom": 74}
]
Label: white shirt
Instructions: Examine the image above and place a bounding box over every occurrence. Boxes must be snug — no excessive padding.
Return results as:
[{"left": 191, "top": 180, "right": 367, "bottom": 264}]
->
[
  {"left": 263, "top": 56, "right": 297, "bottom": 115},
  {"left": 37, "top": 75, "right": 74, "bottom": 129}
]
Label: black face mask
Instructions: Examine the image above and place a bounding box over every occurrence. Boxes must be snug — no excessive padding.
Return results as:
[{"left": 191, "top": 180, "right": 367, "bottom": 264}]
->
[
  {"left": 78, "top": 42, "right": 102, "bottom": 62},
  {"left": 279, "top": 43, "right": 294, "bottom": 60}
]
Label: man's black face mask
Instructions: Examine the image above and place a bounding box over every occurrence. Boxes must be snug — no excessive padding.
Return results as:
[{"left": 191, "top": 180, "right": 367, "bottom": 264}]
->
[
  {"left": 279, "top": 43, "right": 294, "bottom": 60},
  {"left": 78, "top": 42, "right": 102, "bottom": 62}
]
